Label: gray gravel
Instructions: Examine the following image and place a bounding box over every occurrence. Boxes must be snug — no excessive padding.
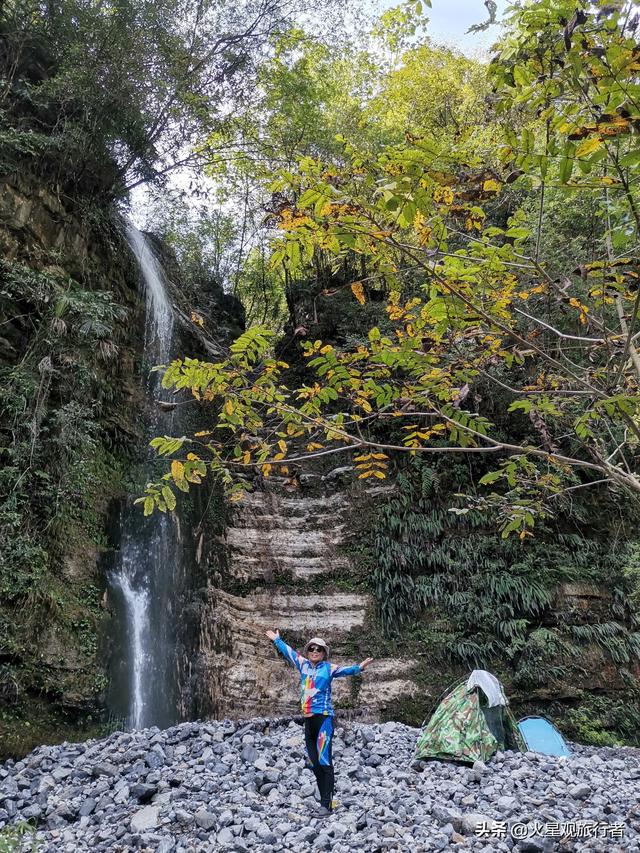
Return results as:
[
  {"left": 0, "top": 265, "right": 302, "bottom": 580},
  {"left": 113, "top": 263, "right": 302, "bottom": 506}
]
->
[{"left": 1, "top": 717, "right": 639, "bottom": 852}]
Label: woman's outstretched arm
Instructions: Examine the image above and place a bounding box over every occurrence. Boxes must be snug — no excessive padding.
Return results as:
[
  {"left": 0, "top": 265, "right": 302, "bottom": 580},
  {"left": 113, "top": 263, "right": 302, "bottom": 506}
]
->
[
  {"left": 330, "top": 657, "right": 374, "bottom": 679},
  {"left": 266, "top": 629, "right": 307, "bottom": 674}
]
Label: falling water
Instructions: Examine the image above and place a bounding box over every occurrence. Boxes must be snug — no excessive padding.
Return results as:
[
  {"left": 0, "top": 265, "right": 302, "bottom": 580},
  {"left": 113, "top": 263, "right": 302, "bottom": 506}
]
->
[
  {"left": 125, "top": 224, "right": 174, "bottom": 358},
  {"left": 107, "top": 224, "right": 183, "bottom": 730},
  {"left": 114, "top": 573, "right": 149, "bottom": 728}
]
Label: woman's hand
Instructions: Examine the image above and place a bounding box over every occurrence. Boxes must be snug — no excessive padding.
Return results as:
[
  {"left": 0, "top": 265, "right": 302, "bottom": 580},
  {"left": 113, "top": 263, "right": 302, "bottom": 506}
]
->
[
  {"left": 265, "top": 629, "right": 280, "bottom": 641},
  {"left": 359, "top": 657, "right": 374, "bottom": 670}
]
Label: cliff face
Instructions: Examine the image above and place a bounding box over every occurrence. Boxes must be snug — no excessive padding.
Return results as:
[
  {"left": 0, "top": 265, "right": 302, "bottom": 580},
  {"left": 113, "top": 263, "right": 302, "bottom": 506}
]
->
[
  {"left": 193, "top": 470, "right": 419, "bottom": 720},
  {"left": 191, "top": 461, "right": 640, "bottom": 739},
  {"left": 0, "top": 172, "right": 146, "bottom": 756},
  {"left": 1, "top": 173, "right": 638, "bottom": 757},
  {"left": 0, "top": 161, "right": 256, "bottom": 756}
]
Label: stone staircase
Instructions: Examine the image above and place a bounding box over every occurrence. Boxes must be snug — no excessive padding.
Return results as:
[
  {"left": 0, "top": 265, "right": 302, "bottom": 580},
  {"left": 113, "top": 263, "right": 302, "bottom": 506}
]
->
[
  {"left": 221, "top": 490, "right": 352, "bottom": 581},
  {"left": 197, "top": 470, "right": 419, "bottom": 720}
]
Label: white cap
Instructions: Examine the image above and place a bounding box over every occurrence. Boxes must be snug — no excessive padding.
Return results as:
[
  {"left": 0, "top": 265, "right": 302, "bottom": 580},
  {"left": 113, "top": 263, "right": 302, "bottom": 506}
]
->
[{"left": 305, "top": 637, "right": 330, "bottom": 656}]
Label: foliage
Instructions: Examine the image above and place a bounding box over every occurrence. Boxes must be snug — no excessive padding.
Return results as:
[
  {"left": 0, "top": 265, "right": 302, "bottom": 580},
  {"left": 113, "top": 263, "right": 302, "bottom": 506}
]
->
[
  {"left": 623, "top": 543, "right": 640, "bottom": 610},
  {"left": 0, "top": 0, "right": 334, "bottom": 194},
  {"left": 368, "top": 455, "right": 638, "bottom": 679},
  {"left": 138, "top": 1, "right": 640, "bottom": 546},
  {"left": 367, "top": 41, "right": 489, "bottom": 149},
  {"left": 564, "top": 694, "right": 640, "bottom": 747},
  {"left": 0, "top": 245, "right": 132, "bottom": 719},
  {"left": 0, "top": 822, "right": 39, "bottom": 853},
  {"left": 148, "top": 191, "right": 288, "bottom": 330}
]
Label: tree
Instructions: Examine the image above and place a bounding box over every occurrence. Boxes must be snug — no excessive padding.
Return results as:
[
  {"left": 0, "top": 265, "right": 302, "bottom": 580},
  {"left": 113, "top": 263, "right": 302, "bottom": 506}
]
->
[
  {"left": 143, "top": 0, "right": 640, "bottom": 539},
  {"left": 0, "top": 0, "right": 342, "bottom": 194}
]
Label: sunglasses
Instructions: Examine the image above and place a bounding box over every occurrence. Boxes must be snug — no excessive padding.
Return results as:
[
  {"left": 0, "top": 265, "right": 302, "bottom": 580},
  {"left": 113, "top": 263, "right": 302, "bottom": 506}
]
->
[{"left": 307, "top": 645, "right": 324, "bottom": 653}]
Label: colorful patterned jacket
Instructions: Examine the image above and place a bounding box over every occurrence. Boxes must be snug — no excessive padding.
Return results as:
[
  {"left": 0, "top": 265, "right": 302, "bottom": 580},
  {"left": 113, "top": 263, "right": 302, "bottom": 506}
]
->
[{"left": 273, "top": 637, "right": 361, "bottom": 717}]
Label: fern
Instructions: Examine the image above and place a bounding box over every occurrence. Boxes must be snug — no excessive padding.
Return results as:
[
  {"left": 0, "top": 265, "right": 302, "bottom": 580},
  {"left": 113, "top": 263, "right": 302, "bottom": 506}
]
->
[{"left": 369, "top": 455, "right": 639, "bottom": 678}]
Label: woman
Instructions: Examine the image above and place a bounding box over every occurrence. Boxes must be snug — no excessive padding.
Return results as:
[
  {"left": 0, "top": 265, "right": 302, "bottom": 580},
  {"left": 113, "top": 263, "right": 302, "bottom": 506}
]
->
[{"left": 266, "top": 628, "right": 373, "bottom": 816}]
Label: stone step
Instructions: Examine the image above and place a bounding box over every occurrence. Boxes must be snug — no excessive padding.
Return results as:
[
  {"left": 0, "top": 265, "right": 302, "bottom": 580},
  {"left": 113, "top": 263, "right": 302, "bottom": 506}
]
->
[
  {"left": 197, "top": 589, "right": 419, "bottom": 719},
  {"left": 224, "top": 527, "right": 347, "bottom": 553},
  {"left": 238, "top": 491, "right": 349, "bottom": 514},
  {"left": 227, "top": 514, "right": 348, "bottom": 530},
  {"left": 228, "top": 554, "right": 351, "bottom": 580}
]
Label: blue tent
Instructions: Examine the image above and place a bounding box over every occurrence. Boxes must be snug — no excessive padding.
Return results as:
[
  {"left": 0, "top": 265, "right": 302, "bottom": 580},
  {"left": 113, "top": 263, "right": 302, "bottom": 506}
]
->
[{"left": 517, "top": 716, "right": 571, "bottom": 757}]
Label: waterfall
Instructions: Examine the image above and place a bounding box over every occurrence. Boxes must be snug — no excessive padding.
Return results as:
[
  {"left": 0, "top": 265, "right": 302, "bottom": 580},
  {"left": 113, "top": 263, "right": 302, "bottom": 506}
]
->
[
  {"left": 107, "top": 225, "right": 184, "bottom": 731},
  {"left": 125, "top": 224, "right": 174, "bottom": 359}
]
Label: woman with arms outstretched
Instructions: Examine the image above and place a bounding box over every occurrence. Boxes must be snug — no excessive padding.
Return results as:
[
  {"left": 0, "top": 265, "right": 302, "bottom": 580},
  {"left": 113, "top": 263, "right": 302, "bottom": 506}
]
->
[{"left": 266, "top": 628, "right": 373, "bottom": 817}]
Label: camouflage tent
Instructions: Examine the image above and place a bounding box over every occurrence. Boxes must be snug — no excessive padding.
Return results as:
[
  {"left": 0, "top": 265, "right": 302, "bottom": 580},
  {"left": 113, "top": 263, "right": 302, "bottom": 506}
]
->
[{"left": 414, "top": 675, "right": 525, "bottom": 764}]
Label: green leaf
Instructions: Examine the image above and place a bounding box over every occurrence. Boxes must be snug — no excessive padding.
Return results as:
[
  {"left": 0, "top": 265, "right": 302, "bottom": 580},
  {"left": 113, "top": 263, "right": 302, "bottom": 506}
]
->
[
  {"left": 505, "top": 227, "right": 530, "bottom": 240},
  {"left": 619, "top": 148, "right": 640, "bottom": 167},
  {"left": 559, "top": 141, "right": 576, "bottom": 184},
  {"left": 479, "top": 470, "right": 502, "bottom": 485},
  {"left": 162, "top": 486, "right": 176, "bottom": 511},
  {"left": 508, "top": 400, "right": 533, "bottom": 413}
]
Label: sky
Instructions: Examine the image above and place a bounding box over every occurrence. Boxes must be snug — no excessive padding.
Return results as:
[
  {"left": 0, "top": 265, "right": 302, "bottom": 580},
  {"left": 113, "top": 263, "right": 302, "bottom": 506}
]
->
[{"left": 379, "top": 0, "right": 510, "bottom": 55}]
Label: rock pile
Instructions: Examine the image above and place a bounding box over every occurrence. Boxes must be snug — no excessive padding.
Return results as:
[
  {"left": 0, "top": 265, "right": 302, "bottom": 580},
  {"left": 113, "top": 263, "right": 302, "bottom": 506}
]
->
[{"left": 1, "top": 717, "right": 639, "bottom": 852}]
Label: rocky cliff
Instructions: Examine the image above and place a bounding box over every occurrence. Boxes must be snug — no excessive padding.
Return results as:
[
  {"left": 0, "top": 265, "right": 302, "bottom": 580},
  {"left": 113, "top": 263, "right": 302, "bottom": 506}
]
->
[
  {"left": 0, "top": 171, "right": 146, "bottom": 756},
  {"left": 0, "top": 171, "right": 242, "bottom": 756},
  {"left": 193, "top": 470, "right": 419, "bottom": 720},
  {"left": 187, "top": 281, "right": 640, "bottom": 745}
]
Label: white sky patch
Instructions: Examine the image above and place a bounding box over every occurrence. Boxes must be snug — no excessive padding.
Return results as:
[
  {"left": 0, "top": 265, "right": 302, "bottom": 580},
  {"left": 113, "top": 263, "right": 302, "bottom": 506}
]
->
[{"left": 376, "top": 0, "right": 508, "bottom": 55}]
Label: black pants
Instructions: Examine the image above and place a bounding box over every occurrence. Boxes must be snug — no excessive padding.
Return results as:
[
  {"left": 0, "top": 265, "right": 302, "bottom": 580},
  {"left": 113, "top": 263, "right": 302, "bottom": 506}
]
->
[{"left": 304, "top": 714, "right": 334, "bottom": 808}]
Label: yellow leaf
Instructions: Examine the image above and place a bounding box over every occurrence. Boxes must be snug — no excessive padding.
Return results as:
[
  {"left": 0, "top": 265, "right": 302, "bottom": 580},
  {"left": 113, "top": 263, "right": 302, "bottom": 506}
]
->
[
  {"left": 194, "top": 430, "right": 212, "bottom": 437},
  {"left": 242, "top": 451, "right": 251, "bottom": 464},
  {"left": 186, "top": 453, "right": 200, "bottom": 461},
  {"left": 171, "top": 460, "right": 184, "bottom": 480},
  {"left": 483, "top": 179, "right": 502, "bottom": 193},
  {"left": 306, "top": 442, "right": 324, "bottom": 451},
  {"left": 261, "top": 463, "right": 272, "bottom": 477},
  {"left": 351, "top": 282, "right": 366, "bottom": 305},
  {"left": 575, "top": 136, "right": 604, "bottom": 158},
  {"left": 273, "top": 452, "right": 285, "bottom": 461},
  {"left": 224, "top": 399, "right": 234, "bottom": 415},
  {"left": 190, "top": 311, "right": 204, "bottom": 327},
  {"left": 433, "top": 185, "right": 454, "bottom": 205},
  {"left": 278, "top": 439, "right": 287, "bottom": 453}
]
